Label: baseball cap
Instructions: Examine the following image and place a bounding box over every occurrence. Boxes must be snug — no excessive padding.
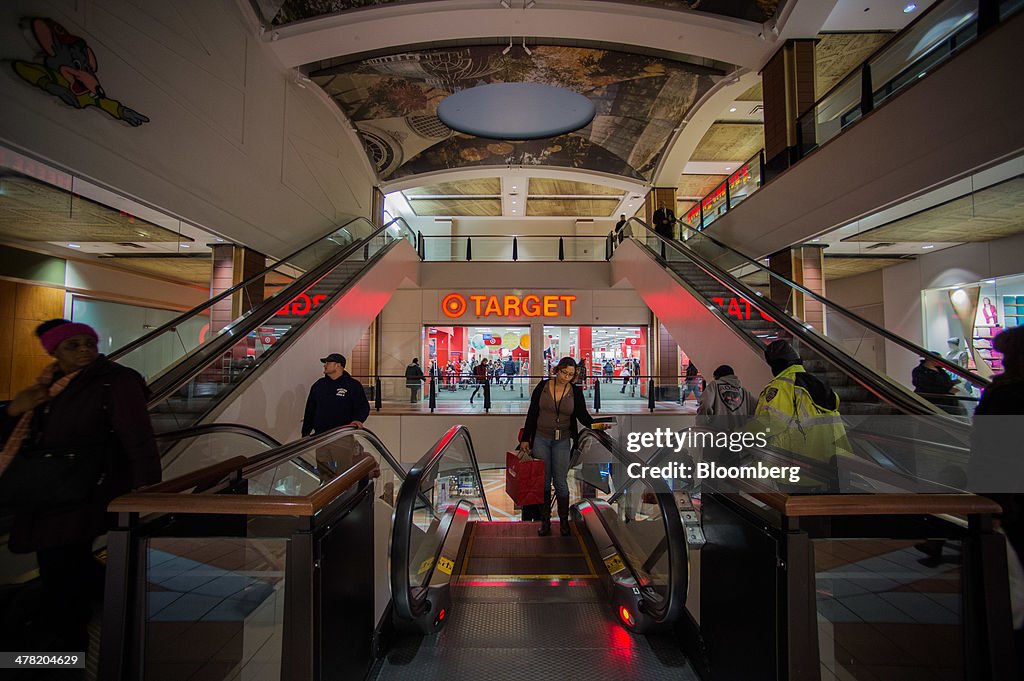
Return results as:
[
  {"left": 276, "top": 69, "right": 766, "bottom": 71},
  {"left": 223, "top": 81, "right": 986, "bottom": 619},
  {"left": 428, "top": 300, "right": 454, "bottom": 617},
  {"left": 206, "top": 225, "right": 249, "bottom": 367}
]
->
[{"left": 320, "top": 353, "right": 346, "bottom": 365}]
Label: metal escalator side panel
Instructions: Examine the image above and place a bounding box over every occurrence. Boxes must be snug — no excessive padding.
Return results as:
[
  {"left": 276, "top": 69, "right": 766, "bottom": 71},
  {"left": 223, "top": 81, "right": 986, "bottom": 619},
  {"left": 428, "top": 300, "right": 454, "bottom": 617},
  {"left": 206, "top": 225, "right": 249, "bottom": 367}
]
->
[
  {"left": 390, "top": 426, "right": 490, "bottom": 631},
  {"left": 149, "top": 235, "right": 417, "bottom": 435},
  {"left": 615, "top": 232, "right": 945, "bottom": 416}
]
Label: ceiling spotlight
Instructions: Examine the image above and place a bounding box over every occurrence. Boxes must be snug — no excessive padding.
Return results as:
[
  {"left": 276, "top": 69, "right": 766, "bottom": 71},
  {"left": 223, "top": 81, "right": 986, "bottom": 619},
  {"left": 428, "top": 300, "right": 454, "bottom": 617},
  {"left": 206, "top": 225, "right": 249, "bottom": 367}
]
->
[
  {"left": 922, "top": 244, "right": 935, "bottom": 249},
  {"left": 180, "top": 244, "right": 190, "bottom": 248},
  {"left": 725, "top": 167, "right": 732, "bottom": 171},
  {"left": 729, "top": 107, "right": 737, "bottom": 112},
  {"left": 522, "top": 38, "right": 532, "bottom": 55},
  {"left": 903, "top": 3, "right": 917, "bottom": 12},
  {"left": 68, "top": 243, "right": 81, "bottom": 248}
]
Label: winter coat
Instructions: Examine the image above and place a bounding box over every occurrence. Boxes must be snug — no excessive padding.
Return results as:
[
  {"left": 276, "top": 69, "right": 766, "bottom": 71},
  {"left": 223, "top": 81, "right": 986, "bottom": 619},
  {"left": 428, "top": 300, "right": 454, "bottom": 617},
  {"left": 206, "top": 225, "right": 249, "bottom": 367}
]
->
[
  {"left": 405, "top": 362, "right": 425, "bottom": 387},
  {"left": 1, "top": 356, "right": 160, "bottom": 553}
]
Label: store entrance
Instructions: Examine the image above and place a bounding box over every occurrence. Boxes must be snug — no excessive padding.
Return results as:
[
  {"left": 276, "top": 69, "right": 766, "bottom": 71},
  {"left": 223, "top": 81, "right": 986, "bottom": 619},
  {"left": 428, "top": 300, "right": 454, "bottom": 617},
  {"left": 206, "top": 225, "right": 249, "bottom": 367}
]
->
[
  {"left": 544, "top": 326, "right": 648, "bottom": 400},
  {"left": 423, "top": 326, "right": 530, "bottom": 401}
]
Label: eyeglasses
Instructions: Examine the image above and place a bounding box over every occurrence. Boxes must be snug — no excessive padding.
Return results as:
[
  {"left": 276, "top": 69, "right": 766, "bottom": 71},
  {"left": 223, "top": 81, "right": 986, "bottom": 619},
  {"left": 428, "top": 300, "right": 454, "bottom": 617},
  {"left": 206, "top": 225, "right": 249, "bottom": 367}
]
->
[{"left": 557, "top": 369, "right": 576, "bottom": 377}]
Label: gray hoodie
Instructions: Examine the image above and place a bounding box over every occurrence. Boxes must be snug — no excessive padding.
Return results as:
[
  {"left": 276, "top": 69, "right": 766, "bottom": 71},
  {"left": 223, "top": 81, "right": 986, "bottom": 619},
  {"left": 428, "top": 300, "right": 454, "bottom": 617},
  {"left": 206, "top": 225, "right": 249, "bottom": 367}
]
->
[{"left": 697, "top": 374, "right": 755, "bottom": 428}]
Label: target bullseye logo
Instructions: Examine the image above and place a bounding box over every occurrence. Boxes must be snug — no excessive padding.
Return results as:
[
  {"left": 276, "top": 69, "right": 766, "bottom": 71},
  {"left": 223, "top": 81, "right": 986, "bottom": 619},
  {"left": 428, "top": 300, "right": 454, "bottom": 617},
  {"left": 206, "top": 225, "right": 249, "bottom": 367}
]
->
[{"left": 442, "top": 293, "right": 467, "bottom": 318}]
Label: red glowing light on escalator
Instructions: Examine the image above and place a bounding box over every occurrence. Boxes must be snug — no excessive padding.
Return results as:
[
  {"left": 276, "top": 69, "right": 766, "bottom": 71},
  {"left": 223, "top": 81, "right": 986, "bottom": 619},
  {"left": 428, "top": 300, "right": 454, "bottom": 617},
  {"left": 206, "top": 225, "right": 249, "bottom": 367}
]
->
[
  {"left": 619, "top": 606, "right": 634, "bottom": 627},
  {"left": 438, "top": 608, "right": 446, "bottom": 621}
]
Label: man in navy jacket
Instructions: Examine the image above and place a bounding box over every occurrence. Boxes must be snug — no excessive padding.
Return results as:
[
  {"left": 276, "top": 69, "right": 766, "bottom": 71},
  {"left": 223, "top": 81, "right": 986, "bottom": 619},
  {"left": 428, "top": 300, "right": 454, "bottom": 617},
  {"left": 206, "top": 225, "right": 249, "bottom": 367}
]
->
[{"left": 302, "top": 353, "right": 370, "bottom": 477}]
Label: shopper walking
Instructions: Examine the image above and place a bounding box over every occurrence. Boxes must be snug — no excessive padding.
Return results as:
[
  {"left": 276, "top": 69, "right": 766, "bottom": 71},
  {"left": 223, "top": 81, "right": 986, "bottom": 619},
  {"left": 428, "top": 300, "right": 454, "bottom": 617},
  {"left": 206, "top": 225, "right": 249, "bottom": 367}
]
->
[
  {"left": 404, "top": 357, "right": 425, "bottom": 403},
  {"left": 470, "top": 358, "right": 489, "bottom": 405},
  {"left": 518, "top": 358, "right": 605, "bottom": 536},
  {"left": 681, "top": 361, "right": 702, "bottom": 402},
  {"left": 0, "top": 319, "right": 160, "bottom": 663}
]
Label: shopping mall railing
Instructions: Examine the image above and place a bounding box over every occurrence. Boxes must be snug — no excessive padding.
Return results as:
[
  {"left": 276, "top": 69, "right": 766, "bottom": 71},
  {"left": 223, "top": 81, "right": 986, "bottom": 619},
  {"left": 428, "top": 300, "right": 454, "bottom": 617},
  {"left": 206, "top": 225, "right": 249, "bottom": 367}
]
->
[
  {"left": 417, "top": 234, "right": 609, "bottom": 261},
  {"left": 796, "top": 0, "right": 1022, "bottom": 159},
  {"left": 391, "top": 425, "right": 490, "bottom": 632},
  {"left": 100, "top": 425, "right": 405, "bottom": 681},
  {"left": 680, "top": 149, "right": 764, "bottom": 232},
  {"left": 361, "top": 372, "right": 706, "bottom": 413},
  {"left": 675, "top": 0, "right": 1021, "bottom": 230}
]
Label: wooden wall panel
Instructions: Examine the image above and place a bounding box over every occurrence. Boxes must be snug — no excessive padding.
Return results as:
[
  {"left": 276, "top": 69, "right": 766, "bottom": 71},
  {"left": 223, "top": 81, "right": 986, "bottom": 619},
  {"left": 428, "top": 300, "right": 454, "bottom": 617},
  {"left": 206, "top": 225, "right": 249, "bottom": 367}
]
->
[{"left": 1, "top": 283, "right": 65, "bottom": 400}]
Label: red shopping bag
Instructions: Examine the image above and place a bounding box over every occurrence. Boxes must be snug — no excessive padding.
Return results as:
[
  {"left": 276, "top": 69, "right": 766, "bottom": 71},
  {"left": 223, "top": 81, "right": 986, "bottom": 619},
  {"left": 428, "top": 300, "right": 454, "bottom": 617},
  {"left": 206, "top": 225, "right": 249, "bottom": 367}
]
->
[{"left": 506, "top": 451, "right": 545, "bottom": 506}]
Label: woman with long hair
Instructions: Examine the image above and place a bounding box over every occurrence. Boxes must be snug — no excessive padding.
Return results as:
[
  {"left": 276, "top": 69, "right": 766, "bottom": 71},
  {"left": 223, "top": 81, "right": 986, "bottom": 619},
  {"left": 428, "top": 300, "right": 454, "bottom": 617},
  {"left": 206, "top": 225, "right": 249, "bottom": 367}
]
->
[{"left": 518, "top": 357, "right": 605, "bottom": 536}]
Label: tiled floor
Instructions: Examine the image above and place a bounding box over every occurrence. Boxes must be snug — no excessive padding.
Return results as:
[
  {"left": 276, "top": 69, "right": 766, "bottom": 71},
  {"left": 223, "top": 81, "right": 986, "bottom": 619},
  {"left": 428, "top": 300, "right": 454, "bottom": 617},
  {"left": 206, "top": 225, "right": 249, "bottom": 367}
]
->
[
  {"left": 814, "top": 539, "right": 963, "bottom": 681},
  {"left": 143, "top": 538, "right": 287, "bottom": 681}
]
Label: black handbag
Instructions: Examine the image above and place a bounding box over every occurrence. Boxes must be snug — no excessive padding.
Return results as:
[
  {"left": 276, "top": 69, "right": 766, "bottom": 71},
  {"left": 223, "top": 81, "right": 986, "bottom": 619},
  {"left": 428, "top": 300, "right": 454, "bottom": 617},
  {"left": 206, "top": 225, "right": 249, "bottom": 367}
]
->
[{"left": 0, "top": 445, "right": 108, "bottom": 509}]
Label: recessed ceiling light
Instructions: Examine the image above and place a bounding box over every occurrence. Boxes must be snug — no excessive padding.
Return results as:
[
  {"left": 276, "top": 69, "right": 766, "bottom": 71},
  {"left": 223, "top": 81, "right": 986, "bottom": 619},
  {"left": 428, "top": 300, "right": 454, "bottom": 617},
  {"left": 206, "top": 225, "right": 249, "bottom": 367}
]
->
[
  {"left": 903, "top": 3, "right": 917, "bottom": 12},
  {"left": 729, "top": 107, "right": 737, "bottom": 113},
  {"left": 922, "top": 244, "right": 935, "bottom": 249},
  {"left": 725, "top": 167, "right": 732, "bottom": 171},
  {"left": 68, "top": 243, "right": 81, "bottom": 248},
  {"left": 180, "top": 244, "right": 190, "bottom": 248},
  {"left": 983, "top": 279, "right": 996, "bottom": 284},
  {"left": 812, "top": 238, "right": 821, "bottom": 242}
]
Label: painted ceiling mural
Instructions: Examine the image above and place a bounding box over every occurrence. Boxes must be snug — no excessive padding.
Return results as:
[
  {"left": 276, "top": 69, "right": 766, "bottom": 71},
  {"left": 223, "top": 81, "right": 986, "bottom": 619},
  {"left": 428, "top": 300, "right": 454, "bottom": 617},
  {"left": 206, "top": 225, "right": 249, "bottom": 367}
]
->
[
  {"left": 311, "top": 45, "right": 723, "bottom": 182},
  {"left": 259, "top": 0, "right": 779, "bottom": 25}
]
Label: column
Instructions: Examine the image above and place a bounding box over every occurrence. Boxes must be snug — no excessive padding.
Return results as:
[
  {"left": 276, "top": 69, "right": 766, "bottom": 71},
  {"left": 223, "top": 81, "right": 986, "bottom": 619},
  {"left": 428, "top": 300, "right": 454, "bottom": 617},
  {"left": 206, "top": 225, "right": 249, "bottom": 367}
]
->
[
  {"left": 768, "top": 244, "right": 826, "bottom": 333},
  {"left": 209, "top": 244, "right": 267, "bottom": 370},
  {"left": 761, "top": 39, "right": 817, "bottom": 178},
  {"left": 529, "top": 322, "right": 545, "bottom": 389}
]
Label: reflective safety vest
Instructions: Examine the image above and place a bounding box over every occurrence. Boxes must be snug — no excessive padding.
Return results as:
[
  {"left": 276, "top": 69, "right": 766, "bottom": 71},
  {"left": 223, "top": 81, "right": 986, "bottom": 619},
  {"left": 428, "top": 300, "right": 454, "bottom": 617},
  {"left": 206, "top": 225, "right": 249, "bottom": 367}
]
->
[{"left": 754, "top": 365, "right": 852, "bottom": 487}]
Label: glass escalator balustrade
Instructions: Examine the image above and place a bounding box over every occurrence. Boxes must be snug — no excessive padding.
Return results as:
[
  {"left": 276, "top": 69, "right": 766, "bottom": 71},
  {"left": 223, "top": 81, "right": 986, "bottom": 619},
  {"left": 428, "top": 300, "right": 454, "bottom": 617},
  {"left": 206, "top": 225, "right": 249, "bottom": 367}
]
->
[
  {"left": 117, "top": 219, "right": 415, "bottom": 433},
  {"left": 622, "top": 219, "right": 987, "bottom": 417}
]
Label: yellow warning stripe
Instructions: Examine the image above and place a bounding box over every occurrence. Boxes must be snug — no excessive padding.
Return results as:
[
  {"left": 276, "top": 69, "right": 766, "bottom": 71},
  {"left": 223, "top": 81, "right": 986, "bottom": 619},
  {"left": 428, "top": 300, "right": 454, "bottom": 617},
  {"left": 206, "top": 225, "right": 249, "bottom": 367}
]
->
[
  {"left": 459, "top": 522, "right": 479, "bottom": 578},
  {"left": 458, "top": 573, "right": 595, "bottom": 580}
]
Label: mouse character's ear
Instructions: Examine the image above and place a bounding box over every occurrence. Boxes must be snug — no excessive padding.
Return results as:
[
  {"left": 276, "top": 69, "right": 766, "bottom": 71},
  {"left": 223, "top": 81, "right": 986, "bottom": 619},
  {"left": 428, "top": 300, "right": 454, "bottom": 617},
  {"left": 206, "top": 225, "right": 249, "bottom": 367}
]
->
[
  {"left": 86, "top": 45, "right": 97, "bottom": 71},
  {"left": 31, "top": 18, "right": 58, "bottom": 56}
]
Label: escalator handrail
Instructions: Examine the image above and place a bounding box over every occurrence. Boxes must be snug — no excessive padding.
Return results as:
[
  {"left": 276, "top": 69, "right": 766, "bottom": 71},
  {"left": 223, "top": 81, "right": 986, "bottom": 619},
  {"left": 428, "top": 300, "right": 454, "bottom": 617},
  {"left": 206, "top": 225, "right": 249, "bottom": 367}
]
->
[
  {"left": 144, "top": 219, "right": 414, "bottom": 406},
  {"left": 154, "top": 422, "right": 282, "bottom": 449},
  {"left": 577, "top": 428, "right": 686, "bottom": 625},
  {"left": 624, "top": 219, "right": 952, "bottom": 417},
  {"left": 109, "top": 216, "right": 409, "bottom": 362},
  {"left": 666, "top": 217, "right": 990, "bottom": 389},
  {"left": 391, "top": 425, "right": 491, "bottom": 620}
]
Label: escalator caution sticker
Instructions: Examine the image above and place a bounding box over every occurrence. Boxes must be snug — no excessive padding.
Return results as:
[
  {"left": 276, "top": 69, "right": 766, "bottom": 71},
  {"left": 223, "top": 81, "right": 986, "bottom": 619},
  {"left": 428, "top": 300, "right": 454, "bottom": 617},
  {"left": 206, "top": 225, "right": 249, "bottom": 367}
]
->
[
  {"left": 417, "top": 557, "right": 434, "bottom": 575},
  {"left": 604, "top": 554, "right": 625, "bottom": 573},
  {"left": 437, "top": 557, "right": 455, "bottom": 575}
]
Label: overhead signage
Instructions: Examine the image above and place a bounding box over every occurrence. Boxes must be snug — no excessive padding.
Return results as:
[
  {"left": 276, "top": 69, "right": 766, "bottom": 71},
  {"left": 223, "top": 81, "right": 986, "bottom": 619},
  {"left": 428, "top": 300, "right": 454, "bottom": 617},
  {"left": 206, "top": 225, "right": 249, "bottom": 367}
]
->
[
  {"left": 686, "top": 163, "right": 751, "bottom": 225},
  {"left": 442, "top": 293, "right": 576, "bottom": 318}
]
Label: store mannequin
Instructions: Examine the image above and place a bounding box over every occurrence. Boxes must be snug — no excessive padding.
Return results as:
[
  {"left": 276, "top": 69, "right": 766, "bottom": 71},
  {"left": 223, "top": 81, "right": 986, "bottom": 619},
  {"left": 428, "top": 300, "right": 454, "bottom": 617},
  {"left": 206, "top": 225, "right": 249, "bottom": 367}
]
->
[
  {"left": 946, "top": 338, "right": 972, "bottom": 395},
  {"left": 946, "top": 338, "right": 969, "bottom": 368}
]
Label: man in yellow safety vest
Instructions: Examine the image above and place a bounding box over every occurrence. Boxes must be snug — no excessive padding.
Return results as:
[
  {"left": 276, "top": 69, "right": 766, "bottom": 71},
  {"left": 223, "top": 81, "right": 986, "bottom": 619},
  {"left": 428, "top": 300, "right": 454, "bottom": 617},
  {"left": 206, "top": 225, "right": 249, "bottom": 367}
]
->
[{"left": 754, "top": 340, "right": 852, "bottom": 490}]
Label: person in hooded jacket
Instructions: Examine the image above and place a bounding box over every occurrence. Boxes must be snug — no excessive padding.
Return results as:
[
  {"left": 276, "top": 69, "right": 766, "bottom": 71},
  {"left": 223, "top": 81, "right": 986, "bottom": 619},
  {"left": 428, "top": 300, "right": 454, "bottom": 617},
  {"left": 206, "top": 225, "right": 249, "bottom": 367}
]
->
[
  {"left": 755, "top": 340, "right": 851, "bottom": 489},
  {"left": 0, "top": 319, "right": 160, "bottom": 664},
  {"left": 698, "top": 364, "right": 756, "bottom": 430}
]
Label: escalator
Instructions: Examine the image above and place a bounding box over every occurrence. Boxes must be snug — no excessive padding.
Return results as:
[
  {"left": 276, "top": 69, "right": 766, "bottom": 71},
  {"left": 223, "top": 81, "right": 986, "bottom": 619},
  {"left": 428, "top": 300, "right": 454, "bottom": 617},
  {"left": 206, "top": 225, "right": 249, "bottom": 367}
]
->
[
  {"left": 613, "top": 219, "right": 989, "bottom": 417},
  {"left": 376, "top": 426, "right": 698, "bottom": 680},
  {"left": 106, "top": 217, "right": 417, "bottom": 435}
]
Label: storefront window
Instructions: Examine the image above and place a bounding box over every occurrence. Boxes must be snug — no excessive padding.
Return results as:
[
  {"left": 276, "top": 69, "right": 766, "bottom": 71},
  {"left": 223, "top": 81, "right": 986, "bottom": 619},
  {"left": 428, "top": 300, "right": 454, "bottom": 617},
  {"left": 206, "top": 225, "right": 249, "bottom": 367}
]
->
[
  {"left": 423, "top": 326, "right": 529, "bottom": 401},
  {"left": 922, "top": 272, "right": 1024, "bottom": 377},
  {"left": 545, "top": 326, "right": 647, "bottom": 398}
]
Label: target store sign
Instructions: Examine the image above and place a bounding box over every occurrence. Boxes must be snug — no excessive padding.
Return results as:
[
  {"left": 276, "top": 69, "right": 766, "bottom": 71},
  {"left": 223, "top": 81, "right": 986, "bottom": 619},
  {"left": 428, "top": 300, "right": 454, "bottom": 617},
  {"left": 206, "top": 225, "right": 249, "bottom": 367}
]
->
[{"left": 442, "top": 293, "right": 576, "bottom": 319}]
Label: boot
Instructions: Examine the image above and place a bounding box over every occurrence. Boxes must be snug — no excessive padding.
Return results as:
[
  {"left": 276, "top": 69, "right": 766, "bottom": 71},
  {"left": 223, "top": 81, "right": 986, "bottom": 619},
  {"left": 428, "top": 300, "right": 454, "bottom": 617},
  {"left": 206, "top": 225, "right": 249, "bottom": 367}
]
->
[
  {"left": 538, "top": 493, "right": 552, "bottom": 536},
  {"left": 557, "top": 495, "right": 571, "bottom": 536}
]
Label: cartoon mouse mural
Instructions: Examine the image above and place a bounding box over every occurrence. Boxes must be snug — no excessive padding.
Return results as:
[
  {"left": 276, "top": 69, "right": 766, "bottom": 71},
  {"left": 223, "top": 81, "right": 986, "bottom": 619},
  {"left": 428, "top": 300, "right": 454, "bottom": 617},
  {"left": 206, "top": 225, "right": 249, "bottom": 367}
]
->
[{"left": 12, "top": 17, "right": 149, "bottom": 126}]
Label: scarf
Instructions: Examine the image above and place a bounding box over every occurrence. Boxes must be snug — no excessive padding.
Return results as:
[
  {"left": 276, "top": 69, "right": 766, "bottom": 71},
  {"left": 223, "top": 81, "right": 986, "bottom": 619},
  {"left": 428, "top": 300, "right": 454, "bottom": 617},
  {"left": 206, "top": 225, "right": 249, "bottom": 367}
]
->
[{"left": 0, "top": 364, "right": 82, "bottom": 478}]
